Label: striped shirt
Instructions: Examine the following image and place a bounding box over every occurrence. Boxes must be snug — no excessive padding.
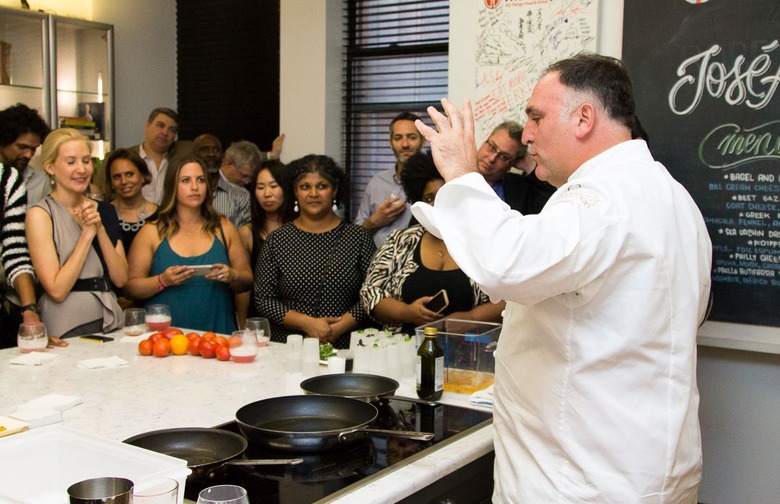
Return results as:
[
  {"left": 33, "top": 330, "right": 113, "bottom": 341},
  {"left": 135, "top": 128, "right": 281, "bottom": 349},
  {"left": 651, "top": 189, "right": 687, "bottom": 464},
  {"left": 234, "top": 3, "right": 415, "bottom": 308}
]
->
[
  {"left": 213, "top": 172, "right": 251, "bottom": 228},
  {"left": 0, "top": 163, "right": 35, "bottom": 287}
]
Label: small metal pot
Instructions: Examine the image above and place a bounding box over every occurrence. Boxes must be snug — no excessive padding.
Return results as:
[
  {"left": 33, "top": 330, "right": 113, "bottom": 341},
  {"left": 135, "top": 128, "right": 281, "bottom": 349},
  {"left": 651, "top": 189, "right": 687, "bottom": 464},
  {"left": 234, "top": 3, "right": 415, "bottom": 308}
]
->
[{"left": 67, "top": 477, "right": 133, "bottom": 504}]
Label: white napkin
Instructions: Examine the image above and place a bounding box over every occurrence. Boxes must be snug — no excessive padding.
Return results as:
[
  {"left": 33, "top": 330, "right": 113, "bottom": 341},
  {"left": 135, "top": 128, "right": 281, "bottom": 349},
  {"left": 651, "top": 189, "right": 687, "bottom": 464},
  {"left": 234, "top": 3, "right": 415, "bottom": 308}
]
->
[
  {"left": 468, "top": 384, "right": 494, "bottom": 408},
  {"left": 9, "top": 352, "right": 61, "bottom": 366},
  {"left": 18, "top": 393, "right": 82, "bottom": 412},
  {"left": 77, "top": 355, "right": 128, "bottom": 369},
  {"left": 119, "top": 334, "right": 148, "bottom": 344}
]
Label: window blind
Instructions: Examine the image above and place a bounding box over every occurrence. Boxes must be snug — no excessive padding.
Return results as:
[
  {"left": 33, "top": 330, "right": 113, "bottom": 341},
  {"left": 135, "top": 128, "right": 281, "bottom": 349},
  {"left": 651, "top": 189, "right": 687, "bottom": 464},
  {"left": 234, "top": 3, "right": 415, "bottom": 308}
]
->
[{"left": 343, "top": 0, "right": 449, "bottom": 220}]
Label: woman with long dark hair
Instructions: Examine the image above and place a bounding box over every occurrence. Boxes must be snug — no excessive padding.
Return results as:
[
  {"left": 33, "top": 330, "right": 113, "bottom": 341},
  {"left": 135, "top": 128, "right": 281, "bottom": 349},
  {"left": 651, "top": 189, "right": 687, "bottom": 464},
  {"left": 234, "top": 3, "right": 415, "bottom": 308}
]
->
[{"left": 125, "top": 155, "right": 252, "bottom": 333}]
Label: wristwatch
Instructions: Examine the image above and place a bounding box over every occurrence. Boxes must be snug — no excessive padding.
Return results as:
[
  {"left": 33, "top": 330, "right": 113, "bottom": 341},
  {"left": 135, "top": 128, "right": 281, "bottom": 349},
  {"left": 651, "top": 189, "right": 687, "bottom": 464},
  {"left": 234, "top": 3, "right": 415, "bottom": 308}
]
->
[{"left": 20, "top": 303, "right": 41, "bottom": 315}]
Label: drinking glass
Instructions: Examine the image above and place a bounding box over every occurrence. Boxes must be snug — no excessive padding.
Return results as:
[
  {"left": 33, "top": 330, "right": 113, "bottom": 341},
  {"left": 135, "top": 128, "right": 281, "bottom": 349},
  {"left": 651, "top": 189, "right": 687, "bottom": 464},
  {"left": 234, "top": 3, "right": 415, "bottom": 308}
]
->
[
  {"left": 301, "top": 337, "right": 320, "bottom": 377},
  {"left": 145, "top": 304, "right": 171, "bottom": 332},
  {"left": 197, "top": 484, "right": 249, "bottom": 504},
  {"left": 245, "top": 317, "right": 271, "bottom": 346},
  {"left": 124, "top": 308, "right": 146, "bottom": 336},
  {"left": 133, "top": 477, "right": 179, "bottom": 504},
  {"left": 229, "top": 330, "right": 258, "bottom": 363},
  {"left": 286, "top": 334, "right": 303, "bottom": 373},
  {"left": 17, "top": 322, "right": 47, "bottom": 353}
]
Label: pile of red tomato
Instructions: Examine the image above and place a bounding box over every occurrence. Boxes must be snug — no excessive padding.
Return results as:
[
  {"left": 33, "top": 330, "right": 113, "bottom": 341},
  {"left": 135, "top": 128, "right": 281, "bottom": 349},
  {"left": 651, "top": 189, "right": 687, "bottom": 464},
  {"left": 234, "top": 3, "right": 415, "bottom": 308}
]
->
[{"left": 137, "top": 328, "right": 242, "bottom": 361}]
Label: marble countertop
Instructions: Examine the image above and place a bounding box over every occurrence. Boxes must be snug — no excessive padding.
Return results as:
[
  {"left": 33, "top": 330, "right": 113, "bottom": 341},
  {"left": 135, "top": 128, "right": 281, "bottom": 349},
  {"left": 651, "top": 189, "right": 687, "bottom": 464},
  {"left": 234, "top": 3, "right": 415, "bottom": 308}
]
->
[{"left": 0, "top": 330, "right": 493, "bottom": 503}]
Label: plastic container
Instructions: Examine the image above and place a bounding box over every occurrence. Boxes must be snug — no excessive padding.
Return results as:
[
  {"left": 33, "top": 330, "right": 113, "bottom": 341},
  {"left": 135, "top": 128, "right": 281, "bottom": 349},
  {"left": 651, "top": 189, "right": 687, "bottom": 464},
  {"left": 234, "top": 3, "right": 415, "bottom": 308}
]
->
[
  {"left": 415, "top": 319, "right": 500, "bottom": 394},
  {"left": 0, "top": 425, "right": 190, "bottom": 504}
]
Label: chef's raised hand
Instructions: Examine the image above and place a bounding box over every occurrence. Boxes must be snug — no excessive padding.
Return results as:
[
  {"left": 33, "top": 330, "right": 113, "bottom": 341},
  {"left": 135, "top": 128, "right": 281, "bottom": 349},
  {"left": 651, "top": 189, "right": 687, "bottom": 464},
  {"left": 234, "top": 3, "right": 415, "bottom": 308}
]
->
[{"left": 415, "top": 98, "right": 480, "bottom": 183}]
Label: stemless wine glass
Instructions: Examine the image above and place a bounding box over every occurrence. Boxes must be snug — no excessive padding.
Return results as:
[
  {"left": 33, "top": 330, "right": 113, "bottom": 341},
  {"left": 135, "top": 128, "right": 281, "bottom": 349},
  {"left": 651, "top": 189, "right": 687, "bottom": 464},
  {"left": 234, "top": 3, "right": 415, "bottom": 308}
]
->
[
  {"left": 196, "top": 484, "right": 249, "bottom": 504},
  {"left": 124, "top": 308, "right": 147, "bottom": 336},
  {"left": 17, "top": 322, "right": 47, "bottom": 353},
  {"left": 245, "top": 317, "right": 271, "bottom": 346},
  {"left": 229, "top": 330, "right": 258, "bottom": 363},
  {"left": 145, "top": 304, "right": 171, "bottom": 332},
  {"left": 133, "top": 477, "right": 179, "bottom": 504}
]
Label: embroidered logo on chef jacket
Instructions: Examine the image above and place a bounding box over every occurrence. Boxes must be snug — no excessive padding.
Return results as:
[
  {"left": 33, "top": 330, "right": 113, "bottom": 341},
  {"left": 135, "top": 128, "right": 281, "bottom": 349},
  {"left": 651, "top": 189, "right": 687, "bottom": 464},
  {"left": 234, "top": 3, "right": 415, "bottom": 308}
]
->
[{"left": 559, "top": 184, "right": 601, "bottom": 208}]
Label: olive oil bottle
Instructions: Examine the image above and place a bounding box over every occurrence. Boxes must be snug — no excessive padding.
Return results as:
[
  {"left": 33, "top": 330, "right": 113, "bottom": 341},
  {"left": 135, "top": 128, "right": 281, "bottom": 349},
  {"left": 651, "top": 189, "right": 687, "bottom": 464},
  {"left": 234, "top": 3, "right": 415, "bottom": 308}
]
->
[{"left": 416, "top": 326, "right": 444, "bottom": 401}]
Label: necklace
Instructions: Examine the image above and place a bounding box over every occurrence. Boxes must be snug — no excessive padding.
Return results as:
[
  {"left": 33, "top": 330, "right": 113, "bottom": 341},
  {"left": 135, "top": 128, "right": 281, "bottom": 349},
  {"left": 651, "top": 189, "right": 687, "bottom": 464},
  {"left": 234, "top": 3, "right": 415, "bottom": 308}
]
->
[{"left": 437, "top": 249, "right": 446, "bottom": 258}]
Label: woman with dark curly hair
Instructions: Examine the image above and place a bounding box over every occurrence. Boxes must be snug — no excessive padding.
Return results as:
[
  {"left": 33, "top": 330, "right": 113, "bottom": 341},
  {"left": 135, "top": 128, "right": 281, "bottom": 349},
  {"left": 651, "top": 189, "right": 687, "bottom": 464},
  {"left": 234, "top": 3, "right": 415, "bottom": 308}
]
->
[
  {"left": 125, "top": 155, "right": 252, "bottom": 333},
  {"left": 254, "top": 154, "right": 376, "bottom": 348},
  {"left": 360, "top": 152, "right": 504, "bottom": 335}
]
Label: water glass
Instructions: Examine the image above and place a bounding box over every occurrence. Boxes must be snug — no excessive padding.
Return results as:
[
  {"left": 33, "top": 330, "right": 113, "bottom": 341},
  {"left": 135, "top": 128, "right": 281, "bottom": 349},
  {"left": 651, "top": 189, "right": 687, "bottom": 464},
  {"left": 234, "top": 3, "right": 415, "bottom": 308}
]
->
[
  {"left": 197, "top": 484, "right": 248, "bottom": 504},
  {"left": 301, "top": 337, "right": 320, "bottom": 377},
  {"left": 286, "top": 334, "right": 303, "bottom": 373},
  {"left": 17, "top": 321, "right": 47, "bottom": 353},
  {"left": 145, "top": 304, "right": 171, "bottom": 332},
  {"left": 133, "top": 477, "right": 179, "bottom": 503},
  {"left": 245, "top": 317, "right": 271, "bottom": 346},
  {"left": 229, "top": 330, "right": 258, "bottom": 363},
  {"left": 327, "top": 355, "right": 346, "bottom": 374},
  {"left": 124, "top": 308, "right": 146, "bottom": 336}
]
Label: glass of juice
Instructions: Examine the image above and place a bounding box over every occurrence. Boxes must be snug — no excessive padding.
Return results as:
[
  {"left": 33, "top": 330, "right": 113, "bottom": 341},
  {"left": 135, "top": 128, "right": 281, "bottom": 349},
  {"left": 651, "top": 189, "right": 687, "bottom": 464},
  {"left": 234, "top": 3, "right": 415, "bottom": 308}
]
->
[{"left": 145, "top": 304, "right": 171, "bottom": 332}]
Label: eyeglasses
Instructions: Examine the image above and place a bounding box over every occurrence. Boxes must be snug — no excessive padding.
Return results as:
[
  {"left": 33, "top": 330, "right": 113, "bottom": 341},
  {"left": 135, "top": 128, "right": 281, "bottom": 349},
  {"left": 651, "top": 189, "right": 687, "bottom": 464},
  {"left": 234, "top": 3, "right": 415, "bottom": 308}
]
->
[{"left": 484, "top": 139, "right": 515, "bottom": 163}]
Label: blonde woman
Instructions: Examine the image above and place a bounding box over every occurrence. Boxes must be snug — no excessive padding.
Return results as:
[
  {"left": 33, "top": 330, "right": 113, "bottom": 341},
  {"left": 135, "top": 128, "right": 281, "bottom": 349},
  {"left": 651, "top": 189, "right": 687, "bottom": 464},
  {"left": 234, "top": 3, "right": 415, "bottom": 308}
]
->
[
  {"left": 26, "top": 128, "right": 127, "bottom": 345},
  {"left": 125, "top": 155, "right": 252, "bottom": 333}
]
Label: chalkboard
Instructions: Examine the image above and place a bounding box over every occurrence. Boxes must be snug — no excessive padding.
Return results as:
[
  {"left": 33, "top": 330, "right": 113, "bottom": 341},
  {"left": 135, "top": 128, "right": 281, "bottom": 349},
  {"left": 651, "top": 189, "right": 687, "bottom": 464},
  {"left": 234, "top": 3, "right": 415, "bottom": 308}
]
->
[
  {"left": 471, "top": 0, "right": 599, "bottom": 143},
  {"left": 623, "top": 0, "right": 780, "bottom": 327}
]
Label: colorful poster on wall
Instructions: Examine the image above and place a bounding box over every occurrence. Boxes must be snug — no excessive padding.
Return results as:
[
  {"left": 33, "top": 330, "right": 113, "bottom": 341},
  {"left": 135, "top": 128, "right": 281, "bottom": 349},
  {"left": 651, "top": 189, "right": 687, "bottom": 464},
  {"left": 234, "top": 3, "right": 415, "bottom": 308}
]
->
[
  {"left": 473, "top": 0, "right": 598, "bottom": 142},
  {"left": 623, "top": 0, "right": 780, "bottom": 327}
]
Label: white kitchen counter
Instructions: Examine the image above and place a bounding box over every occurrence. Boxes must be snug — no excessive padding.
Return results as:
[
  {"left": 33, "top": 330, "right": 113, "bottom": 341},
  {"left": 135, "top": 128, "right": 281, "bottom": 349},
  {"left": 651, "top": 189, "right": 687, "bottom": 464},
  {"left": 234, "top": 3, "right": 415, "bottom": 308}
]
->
[{"left": 0, "top": 332, "right": 493, "bottom": 503}]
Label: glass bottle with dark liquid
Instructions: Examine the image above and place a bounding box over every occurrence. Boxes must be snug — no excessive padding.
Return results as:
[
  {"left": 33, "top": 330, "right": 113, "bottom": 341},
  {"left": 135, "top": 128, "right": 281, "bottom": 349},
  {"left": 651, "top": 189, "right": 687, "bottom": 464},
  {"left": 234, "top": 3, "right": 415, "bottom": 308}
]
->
[{"left": 416, "top": 326, "right": 444, "bottom": 400}]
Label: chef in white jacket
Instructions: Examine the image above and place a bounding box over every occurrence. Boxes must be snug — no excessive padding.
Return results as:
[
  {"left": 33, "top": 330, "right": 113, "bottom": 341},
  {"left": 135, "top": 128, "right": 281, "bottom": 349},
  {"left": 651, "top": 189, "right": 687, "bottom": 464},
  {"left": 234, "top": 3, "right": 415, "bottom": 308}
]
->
[{"left": 412, "top": 54, "right": 712, "bottom": 503}]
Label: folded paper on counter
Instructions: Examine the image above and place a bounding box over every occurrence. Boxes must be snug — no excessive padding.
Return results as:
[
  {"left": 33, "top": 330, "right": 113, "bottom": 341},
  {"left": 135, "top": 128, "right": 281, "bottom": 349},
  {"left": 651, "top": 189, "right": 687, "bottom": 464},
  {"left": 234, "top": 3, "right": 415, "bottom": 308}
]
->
[
  {"left": 18, "top": 393, "right": 82, "bottom": 412},
  {"left": 468, "top": 384, "right": 494, "bottom": 408},
  {"left": 78, "top": 356, "right": 128, "bottom": 369},
  {"left": 8, "top": 352, "right": 61, "bottom": 366}
]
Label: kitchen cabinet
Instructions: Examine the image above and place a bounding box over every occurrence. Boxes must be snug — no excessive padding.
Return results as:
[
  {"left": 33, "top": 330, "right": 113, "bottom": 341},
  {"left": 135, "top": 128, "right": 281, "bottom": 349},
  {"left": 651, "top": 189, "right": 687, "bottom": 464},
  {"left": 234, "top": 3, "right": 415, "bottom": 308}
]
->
[{"left": 0, "top": 6, "right": 113, "bottom": 158}]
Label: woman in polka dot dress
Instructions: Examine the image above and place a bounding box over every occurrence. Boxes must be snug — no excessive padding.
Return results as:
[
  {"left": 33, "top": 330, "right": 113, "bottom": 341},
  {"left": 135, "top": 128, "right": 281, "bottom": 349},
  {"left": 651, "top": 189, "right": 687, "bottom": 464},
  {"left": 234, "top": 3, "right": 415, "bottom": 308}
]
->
[{"left": 253, "top": 154, "right": 376, "bottom": 349}]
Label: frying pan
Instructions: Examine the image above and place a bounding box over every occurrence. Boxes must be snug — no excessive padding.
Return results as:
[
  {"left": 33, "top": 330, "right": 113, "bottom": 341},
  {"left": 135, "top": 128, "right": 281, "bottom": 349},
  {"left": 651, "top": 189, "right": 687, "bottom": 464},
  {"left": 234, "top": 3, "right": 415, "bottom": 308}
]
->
[
  {"left": 300, "top": 373, "right": 399, "bottom": 402},
  {"left": 123, "top": 427, "right": 302, "bottom": 484},
  {"left": 235, "top": 395, "right": 434, "bottom": 453}
]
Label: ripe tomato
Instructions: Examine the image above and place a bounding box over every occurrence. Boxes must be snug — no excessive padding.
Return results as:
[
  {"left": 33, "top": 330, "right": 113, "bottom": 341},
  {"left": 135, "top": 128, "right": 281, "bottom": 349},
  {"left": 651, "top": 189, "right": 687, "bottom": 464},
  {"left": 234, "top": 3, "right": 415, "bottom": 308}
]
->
[
  {"left": 185, "top": 332, "right": 200, "bottom": 341},
  {"left": 148, "top": 332, "right": 165, "bottom": 344},
  {"left": 202, "top": 331, "right": 217, "bottom": 342},
  {"left": 170, "top": 334, "right": 189, "bottom": 355},
  {"left": 228, "top": 335, "right": 243, "bottom": 348},
  {"left": 215, "top": 336, "right": 229, "bottom": 348},
  {"left": 188, "top": 335, "right": 202, "bottom": 356},
  {"left": 153, "top": 338, "right": 172, "bottom": 357},
  {"left": 199, "top": 340, "right": 216, "bottom": 359},
  {"left": 162, "top": 327, "right": 184, "bottom": 339},
  {"left": 215, "top": 345, "right": 231, "bottom": 361},
  {"left": 138, "top": 339, "right": 153, "bottom": 356}
]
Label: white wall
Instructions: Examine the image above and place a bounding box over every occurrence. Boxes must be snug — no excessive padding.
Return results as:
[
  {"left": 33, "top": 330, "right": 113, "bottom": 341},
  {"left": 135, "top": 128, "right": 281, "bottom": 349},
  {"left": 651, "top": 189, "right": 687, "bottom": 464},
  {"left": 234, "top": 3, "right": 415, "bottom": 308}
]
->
[
  {"left": 92, "top": 0, "right": 176, "bottom": 148},
  {"left": 279, "top": 0, "right": 342, "bottom": 163}
]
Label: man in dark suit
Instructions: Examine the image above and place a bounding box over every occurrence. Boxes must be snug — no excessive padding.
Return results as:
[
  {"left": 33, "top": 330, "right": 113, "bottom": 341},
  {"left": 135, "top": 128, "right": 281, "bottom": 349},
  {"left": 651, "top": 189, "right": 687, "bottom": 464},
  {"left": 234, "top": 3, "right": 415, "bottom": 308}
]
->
[
  {"left": 128, "top": 107, "right": 190, "bottom": 204},
  {"left": 477, "top": 121, "right": 555, "bottom": 215}
]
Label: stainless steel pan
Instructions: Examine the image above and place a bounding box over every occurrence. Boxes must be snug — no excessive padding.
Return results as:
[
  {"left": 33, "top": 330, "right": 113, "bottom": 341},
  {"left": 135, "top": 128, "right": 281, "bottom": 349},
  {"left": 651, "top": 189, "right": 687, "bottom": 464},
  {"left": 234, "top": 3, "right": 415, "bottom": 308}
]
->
[{"left": 235, "top": 395, "right": 433, "bottom": 453}]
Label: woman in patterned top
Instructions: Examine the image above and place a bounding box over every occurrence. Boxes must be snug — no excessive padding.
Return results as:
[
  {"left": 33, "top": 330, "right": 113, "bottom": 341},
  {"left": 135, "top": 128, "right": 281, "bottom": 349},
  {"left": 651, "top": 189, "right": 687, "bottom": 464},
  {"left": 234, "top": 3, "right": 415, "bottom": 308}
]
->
[
  {"left": 254, "top": 154, "right": 376, "bottom": 348},
  {"left": 360, "top": 152, "right": 504, "bottom": 335},
  {"left": 103, "top": 148, "right": 159, "bottom": 254}
]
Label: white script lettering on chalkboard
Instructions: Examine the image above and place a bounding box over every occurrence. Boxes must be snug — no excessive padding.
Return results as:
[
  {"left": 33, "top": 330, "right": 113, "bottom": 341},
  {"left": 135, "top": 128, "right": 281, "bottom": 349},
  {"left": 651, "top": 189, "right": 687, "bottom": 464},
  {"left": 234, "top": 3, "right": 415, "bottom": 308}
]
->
[{"left": 668, "top": 40, "right": 779, "bottom": 115}]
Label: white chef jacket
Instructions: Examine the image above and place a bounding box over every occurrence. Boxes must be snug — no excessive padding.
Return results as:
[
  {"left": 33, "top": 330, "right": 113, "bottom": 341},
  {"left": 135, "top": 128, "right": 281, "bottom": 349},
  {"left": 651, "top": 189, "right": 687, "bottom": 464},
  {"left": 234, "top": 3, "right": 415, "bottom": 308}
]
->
[{"left": 412, "top": 140, "right": 712, "bottom": 503}]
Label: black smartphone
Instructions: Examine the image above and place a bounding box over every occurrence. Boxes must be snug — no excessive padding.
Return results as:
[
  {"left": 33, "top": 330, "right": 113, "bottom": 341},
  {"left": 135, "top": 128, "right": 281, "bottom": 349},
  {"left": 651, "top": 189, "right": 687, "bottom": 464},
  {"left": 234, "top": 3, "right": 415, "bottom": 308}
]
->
[
  {"left": 79, "top": 335, "right": 114, "bottom": 343},
  {"left": 424, "top": 289, "right": 449, "bottom": 314}
]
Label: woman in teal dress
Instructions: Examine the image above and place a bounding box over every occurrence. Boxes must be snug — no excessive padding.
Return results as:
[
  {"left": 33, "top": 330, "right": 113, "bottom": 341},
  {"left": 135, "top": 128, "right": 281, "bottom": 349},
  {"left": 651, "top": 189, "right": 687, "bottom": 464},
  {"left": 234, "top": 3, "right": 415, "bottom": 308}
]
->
[{"left": 124, "top": 155, "right": 252, "bottom": 333}]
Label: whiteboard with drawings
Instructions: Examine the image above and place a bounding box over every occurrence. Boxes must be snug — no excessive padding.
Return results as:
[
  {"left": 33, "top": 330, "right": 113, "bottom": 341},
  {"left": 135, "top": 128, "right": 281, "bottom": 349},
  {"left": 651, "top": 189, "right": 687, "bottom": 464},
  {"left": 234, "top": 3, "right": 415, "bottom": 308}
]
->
[{"left": 466, "top": 0, "right": 600, "bottom": 142}]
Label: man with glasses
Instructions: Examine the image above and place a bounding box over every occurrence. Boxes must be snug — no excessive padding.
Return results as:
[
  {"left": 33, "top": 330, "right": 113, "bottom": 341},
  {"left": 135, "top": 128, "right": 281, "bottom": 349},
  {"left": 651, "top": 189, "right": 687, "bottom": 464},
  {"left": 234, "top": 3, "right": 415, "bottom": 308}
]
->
[
  {"left": 478, "top": 121, "right": 555, "bottom": 215},
  {"left": 0, "top": 103, "right": 49, "bottom": 346},
  {"left": 210, "top": 140, "right": 258, "bottom": 229}
]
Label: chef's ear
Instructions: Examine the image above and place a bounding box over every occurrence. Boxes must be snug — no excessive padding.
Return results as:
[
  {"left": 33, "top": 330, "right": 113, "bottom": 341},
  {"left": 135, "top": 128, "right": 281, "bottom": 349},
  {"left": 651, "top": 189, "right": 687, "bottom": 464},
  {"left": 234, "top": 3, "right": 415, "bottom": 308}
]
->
[{"left": 573, "top": 102, "right": 596, "bottom": 139}]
